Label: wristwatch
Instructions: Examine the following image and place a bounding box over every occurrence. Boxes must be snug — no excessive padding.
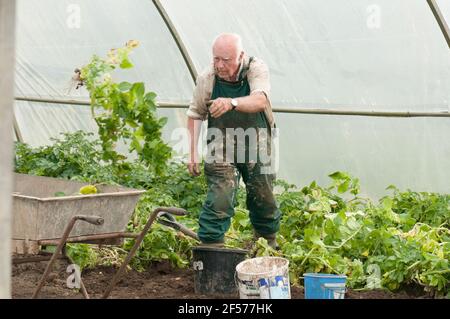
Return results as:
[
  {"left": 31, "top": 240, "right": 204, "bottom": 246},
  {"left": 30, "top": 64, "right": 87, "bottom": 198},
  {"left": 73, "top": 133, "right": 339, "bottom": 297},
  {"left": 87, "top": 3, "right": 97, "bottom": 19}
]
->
[{"left": 230, "top": 98, "right": 238, "bottom": 110}]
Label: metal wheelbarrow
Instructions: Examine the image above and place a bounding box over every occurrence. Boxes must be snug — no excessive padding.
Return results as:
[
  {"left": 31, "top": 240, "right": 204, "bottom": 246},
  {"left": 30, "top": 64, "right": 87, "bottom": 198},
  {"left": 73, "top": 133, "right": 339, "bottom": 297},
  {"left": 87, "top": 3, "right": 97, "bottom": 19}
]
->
[{"left": 31, "top": 206, "right": 195, "bottom": 299}]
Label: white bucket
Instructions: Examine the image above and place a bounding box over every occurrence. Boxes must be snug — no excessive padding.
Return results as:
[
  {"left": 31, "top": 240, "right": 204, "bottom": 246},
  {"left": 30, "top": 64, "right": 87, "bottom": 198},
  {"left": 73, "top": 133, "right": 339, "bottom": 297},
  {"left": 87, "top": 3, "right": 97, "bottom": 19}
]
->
[{"left": 235, "top": 256, "right": 291, "bottom": 299}]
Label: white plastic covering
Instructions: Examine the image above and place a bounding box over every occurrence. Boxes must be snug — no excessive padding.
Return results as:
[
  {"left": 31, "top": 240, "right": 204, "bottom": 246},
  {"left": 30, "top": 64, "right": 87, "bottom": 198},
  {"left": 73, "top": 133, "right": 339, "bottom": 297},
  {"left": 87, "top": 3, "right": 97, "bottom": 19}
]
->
[
  {"left": 162, "top": 0, "right": 450, "bottom": 110},
  {"left": 437, "top": 0, "right": 450, "bottom": 24},
  {"left": 14, "top": 0, "right": 450, "bottom": 198},
  {"left": 14, "top": 101, "right": 97, "bottom": 146},
  {"left": 277, "top": 114, "right": 450, "bottom": 197},
  {"left": 15, "top": 0, "right": 192, "bottom": 146},
  {"left": 15, "top": 0, "right": 193, "bottom": 101},
  {"left": 161, "top": 0, "right": 450, "bottom": 197}
]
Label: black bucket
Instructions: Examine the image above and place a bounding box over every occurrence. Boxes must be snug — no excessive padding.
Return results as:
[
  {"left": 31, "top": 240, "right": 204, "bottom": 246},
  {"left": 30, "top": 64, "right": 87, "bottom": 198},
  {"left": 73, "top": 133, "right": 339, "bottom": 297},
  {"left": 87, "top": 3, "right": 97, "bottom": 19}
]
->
[{"left": 192, "top": 246, "right": 248, "bottom": 295}]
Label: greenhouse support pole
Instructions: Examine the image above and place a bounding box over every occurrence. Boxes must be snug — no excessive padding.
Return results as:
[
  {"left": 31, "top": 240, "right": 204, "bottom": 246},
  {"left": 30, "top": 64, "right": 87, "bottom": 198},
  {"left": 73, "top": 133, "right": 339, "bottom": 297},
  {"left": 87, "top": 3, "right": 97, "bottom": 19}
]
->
[
  {"left": 0, "top": 0, "right": 16, "bottom": 299},
  {"left": 13, "top": 96, "right": 450, "bottom": 118},
  {"left": 427, "top": 0, "right": 450, "bottom": 49},
  {"left": 152, "top": 0, "right": 198, "bottom": 83},
  {"left": 13, "top": 113, "right": 23, "bottom": 143}
]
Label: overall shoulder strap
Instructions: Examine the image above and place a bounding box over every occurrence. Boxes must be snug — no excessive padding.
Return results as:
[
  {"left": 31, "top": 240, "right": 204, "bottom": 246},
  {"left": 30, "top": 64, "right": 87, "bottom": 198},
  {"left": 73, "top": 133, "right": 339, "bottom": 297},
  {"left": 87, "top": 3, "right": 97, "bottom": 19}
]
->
[{"left": 239, "top": 56, "right": 254, "bottom": 81}]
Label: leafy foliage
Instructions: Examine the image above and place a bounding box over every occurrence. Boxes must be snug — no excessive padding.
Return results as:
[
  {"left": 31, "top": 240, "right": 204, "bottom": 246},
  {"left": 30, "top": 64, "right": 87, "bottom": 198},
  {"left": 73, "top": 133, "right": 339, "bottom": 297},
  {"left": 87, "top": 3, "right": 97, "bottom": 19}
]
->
[
  {"left": 271, "top": 174, "right": 449, "bottom": 295},
  {"left": 79, "top": 40, "right": 171, "bottom": 176},
  {"left": 14, "top": 131, "right": 109, "bottom": 181},
  {"left": 65, "top": 243, "right": 98, "bottom": 270},
  {"left": 14, "top": 132, "right": 450, "bottom": 295}
]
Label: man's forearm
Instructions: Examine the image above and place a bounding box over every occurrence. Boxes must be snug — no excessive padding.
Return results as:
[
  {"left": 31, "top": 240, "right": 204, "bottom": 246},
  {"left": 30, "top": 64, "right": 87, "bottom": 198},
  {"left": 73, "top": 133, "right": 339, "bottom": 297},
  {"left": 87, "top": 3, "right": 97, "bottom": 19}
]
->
[
  {"left": 209, "top": 92, "right": 268, "bottom": 119},
  {"left": 234, "top": 92, "right": 267, "bottom": 113},
  {"left": 187, "top": 117, "right": 202, "bottom": 162}
]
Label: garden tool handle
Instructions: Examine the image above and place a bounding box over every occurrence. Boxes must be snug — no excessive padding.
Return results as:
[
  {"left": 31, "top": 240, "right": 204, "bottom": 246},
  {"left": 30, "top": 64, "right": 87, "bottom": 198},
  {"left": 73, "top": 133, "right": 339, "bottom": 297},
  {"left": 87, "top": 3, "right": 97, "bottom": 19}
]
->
[
  {"left": 160, "top": 207, "right": 188, "bottom": 216},
  {"left": 157, "top": 211, "right": 177, "bottom": 222},
  {"left": 157, "top": 214, "right": 180, "bottom": 230},
  {"left": 157, "top": 212, "right": 199, "bottom": 241},
  {"left": 76, "top": 215, "right": 104, "bottom": 225}
]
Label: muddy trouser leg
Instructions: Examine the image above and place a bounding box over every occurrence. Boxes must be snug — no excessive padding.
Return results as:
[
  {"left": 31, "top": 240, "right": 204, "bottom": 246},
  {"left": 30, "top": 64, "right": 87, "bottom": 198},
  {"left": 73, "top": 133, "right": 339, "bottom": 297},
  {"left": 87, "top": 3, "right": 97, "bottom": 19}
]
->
[
  {"left": 198, "top": 162, "right": 240, "bottom": 243},
  {"left": 240, "top": 162, "right": 281, "bottom": 237}
]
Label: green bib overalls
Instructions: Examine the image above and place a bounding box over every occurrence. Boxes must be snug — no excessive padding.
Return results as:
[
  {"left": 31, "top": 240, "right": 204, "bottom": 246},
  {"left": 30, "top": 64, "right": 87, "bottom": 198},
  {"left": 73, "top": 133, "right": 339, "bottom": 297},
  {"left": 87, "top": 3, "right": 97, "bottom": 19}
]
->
[{"left": 198, "top": 62, "right": 281, "bottom": 244}]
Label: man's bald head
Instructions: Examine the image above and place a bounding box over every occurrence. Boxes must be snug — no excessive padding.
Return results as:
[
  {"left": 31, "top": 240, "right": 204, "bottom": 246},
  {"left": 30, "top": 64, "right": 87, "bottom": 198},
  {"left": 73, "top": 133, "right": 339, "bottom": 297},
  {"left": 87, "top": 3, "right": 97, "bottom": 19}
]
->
[
  {"left": 212, "top": 33, "right": 244, "bottom": 81},
  {"left": 212, "top": 33, "right": 243, "bottom": 56}
]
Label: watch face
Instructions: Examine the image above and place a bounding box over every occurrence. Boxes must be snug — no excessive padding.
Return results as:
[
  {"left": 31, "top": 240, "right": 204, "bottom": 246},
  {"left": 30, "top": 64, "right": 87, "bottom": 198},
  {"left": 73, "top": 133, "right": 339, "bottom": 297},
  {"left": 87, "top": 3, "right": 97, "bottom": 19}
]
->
[{"left": 231, "top": 99, "right": 238, "bottom": 107}]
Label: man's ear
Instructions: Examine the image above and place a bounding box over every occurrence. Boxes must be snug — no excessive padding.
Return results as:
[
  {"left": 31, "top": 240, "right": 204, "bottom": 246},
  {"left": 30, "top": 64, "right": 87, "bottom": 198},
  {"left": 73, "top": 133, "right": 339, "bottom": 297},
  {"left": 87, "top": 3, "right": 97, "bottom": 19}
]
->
[{"left": 239, "top": 51, "right": 244, "bottom": 62}]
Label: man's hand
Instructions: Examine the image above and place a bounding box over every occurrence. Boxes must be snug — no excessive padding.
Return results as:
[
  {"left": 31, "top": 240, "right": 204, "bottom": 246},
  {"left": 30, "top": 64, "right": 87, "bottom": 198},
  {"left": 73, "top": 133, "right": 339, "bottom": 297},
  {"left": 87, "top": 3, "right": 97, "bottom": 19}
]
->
[
  {"left": 208, "top": 98, "right": 232, "bottom": 118},
  {"left": 187, "top": 153, "right": 201, "bottom": 177},
  {"left": 188, "top": 162, "right": 201, "bottom": 176}
]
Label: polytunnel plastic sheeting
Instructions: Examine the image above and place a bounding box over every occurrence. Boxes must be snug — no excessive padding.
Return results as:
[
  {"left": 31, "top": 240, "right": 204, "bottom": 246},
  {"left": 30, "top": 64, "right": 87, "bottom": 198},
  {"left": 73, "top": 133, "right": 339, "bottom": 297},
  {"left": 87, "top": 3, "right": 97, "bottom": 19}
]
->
[
  {"left": 162, "top": 0, "right": 450, "bottom": 110},
  {"left": 14, "top": 100, "right": 184, "bottom": 162},
  {"left": 15, "top": 0, "right": 193, "bottom": 102},
  {"left": 437, "top": 0, "right": 450, "bottom": 26},
  {"left": 165, "top": 111, "right": 450, "bottom": 198},
  {"left": 274, "top": 113, "right": 450, "bottom": 198},
  {"left": 14, "top": 100, "right": 98, "bottom": 147},
  {"left": 157, "top": 107, "right": 189, "bottom": 154}
]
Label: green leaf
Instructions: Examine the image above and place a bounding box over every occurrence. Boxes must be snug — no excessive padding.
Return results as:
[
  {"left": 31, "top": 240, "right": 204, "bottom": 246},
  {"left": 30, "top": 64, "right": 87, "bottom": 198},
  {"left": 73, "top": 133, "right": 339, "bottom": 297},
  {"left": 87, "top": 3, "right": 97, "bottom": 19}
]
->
[
  {"left": 347, "top": 218, "right": 360, "bottom": 230},
  {"left": 120, "top": 58, "right": 133, "bottom": 69},
  {"left": 382, "top": 197, "right": 393, "bottom": 210},
  {"left": 145, "top": 100, "right": 157, "bottom": 112},
  {"left": 118, "top": 81, "right": 132, "bottom": 91},
  {"left": 158, "top": 117, "right": 168, "bottom": 126},
  {"left": 144, "top": 92, "right": 157, "bottom": 101},
  {"left": 131, "top": 82, "right": 145, "bottom": 99},
  {"left": 125, "top": 120, "right": 138, "bottom": 128},
  {"left": 386, "top": 184, "right": 398, "bottom": 191},
  {"left": 337, "top": 180, "right": 350, "bottom": 193},
  {"left": 329, "top": 171, "right": 346, "bottom": 181}
]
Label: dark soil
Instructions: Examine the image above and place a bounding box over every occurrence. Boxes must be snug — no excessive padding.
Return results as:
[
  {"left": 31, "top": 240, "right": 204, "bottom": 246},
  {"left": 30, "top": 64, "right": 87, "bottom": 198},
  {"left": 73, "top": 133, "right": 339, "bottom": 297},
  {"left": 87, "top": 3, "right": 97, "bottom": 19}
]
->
[{"left": 12, "top": 257, "right": 432, "bottom": 299}]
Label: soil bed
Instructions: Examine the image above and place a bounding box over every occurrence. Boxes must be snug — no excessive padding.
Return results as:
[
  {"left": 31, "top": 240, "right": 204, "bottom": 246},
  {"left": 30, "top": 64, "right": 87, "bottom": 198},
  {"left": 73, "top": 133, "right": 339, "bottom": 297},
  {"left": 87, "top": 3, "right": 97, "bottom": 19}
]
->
[{"left": 12, "top": 258, "right": 432, "bottom": 299}]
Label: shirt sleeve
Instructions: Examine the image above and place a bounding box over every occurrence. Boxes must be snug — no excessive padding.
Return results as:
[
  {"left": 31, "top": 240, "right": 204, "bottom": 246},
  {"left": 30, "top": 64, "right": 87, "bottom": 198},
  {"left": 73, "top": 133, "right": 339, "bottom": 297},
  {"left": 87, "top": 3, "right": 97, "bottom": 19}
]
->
[
  {"left": 247, "top": 58, "right": 275, "bottom": 128},
  {"left": 186, "top": 74, "right": 209, "bottom": 121},
  {"left": 248, "top": 58, "right": 271, "bottom": 98}
]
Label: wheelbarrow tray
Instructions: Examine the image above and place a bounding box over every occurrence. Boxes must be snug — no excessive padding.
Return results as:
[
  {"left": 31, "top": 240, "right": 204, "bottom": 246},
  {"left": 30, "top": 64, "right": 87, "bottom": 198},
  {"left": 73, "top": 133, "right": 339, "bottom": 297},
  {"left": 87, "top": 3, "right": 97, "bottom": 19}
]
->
[{"left": 12, "top": 173, "right": 145, "bottom": 243}]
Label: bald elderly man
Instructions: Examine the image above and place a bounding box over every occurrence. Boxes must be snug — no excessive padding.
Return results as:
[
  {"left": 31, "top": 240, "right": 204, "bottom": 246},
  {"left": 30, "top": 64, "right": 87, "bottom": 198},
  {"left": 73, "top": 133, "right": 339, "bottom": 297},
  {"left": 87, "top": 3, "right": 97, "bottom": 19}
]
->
[{"left": 186, "top": 33, "right": 281, "bottom": 249}]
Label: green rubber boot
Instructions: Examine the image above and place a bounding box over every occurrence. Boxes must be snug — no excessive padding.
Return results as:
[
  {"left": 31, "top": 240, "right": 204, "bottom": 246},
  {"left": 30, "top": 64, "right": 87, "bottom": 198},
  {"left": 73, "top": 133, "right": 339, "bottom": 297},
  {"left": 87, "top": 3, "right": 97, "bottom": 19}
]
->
[{"left": 254, "top": 232, "right": 279, "bottom": 250}]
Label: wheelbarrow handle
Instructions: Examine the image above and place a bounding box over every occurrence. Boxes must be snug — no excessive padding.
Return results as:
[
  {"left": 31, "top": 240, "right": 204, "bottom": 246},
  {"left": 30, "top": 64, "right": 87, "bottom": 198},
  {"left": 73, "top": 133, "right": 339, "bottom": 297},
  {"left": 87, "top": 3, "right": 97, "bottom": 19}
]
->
[{"left": 75, "top": 215, "right": 104, "bottom": 225}]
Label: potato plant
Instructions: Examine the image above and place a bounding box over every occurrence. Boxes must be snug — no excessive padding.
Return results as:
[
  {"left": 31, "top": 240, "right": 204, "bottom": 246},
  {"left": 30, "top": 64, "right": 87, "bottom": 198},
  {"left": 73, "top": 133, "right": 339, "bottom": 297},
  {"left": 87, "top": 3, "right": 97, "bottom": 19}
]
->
[{"left": 14, "top": 132, "right": 449, "bottom": 296}]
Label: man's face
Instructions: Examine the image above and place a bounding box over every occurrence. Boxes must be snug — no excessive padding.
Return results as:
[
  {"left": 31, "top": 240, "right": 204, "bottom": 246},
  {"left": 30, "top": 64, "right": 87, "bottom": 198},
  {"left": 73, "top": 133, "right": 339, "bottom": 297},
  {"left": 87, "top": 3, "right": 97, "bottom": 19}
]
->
[{"left": 213, "top": 41, "right": 242, "bottom": 81}]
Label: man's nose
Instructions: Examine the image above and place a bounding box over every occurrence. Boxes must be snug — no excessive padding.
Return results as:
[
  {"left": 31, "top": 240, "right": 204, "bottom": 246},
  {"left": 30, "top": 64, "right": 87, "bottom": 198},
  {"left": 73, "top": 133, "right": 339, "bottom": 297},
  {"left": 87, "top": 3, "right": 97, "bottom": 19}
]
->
[{"left": 216, "top": 60, "right": 224, "bottom": 68}]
